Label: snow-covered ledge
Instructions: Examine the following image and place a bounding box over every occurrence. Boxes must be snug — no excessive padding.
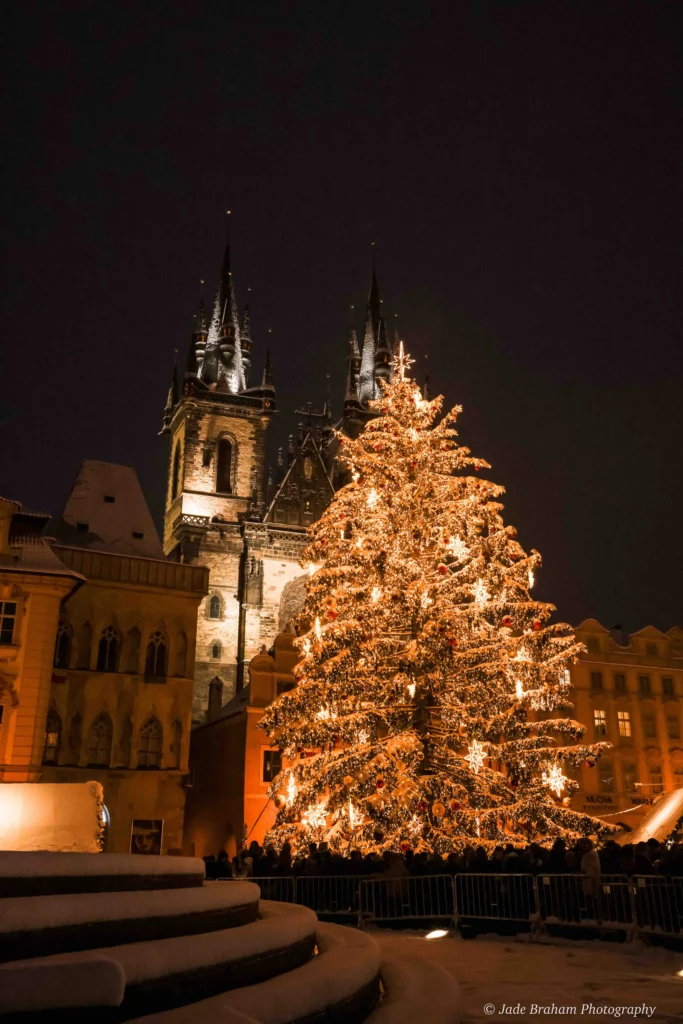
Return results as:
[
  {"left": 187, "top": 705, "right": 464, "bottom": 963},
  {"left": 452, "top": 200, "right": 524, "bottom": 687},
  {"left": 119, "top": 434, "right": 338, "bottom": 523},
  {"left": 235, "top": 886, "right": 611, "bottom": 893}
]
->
[{"left": 367, "top": 951, "right": 462, "bottom": 1024}]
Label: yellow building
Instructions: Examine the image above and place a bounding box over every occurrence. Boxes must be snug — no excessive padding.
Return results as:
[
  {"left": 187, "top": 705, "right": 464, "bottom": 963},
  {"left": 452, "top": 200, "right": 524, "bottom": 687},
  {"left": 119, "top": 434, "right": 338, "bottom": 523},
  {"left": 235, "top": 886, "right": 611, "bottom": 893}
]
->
[
  {"left": 569, "top": 619, "right": 683, "bottom": 830},
  {"left": 0, "top": 462, "right": 208, "bottom": 854}
]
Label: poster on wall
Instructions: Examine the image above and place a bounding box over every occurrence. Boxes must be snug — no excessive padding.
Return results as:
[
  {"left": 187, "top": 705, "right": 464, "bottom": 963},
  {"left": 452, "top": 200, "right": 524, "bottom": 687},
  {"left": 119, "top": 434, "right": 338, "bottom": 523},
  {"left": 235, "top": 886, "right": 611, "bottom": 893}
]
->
[{"left": 130, "top": 819, "right": 163, "bottom": 855}]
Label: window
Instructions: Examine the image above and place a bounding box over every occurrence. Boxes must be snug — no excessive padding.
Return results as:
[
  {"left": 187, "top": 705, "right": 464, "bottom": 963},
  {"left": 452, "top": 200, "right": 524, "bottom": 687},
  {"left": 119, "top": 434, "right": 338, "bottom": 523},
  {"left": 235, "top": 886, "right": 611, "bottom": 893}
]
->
[
  {"left": 209, "top": 595, "right": 221, "bottom": 620},
  {"left": 0, "top": 706, "right": 4, "bottom": 727},
  {"left": 617, "top": 710, "right": 631, "bottom": 738},
  {"left": 643, "top": 713, "right": 657, "bottom": 738},
  {"left": 103, "top": 495, "right": 116, "bottom": 503},
  {"left": 43, "top": 709, "right": 62, "bottom": 764},
  {"left": 202, "top": 447, "right": 212, "bottom": 467},
  {"left": 96, "top": 626, "right": 120, "bottom": 672},
  {"left": 599, "top": 759, "right": 614, "bottom": 793},
  {"left": 216, "top": 438, "right": 233, "bottom": 493},
  {"left": 171, "top": 720, "right": 182, "bottom": 770},
  {"left": 590, "top": 672, "right": 603, "bottom": 692},
  {"left": 132, "top": 531, "right": 144, "bottom": 539},
  {"left": 0, "top": 602, "right": 17, "bottom": 645},
  {"left": 53, "top": 621, "right": 71, "bottom": 668},
  {"left": 673, "top": 767, "right": 683, "bottom": 789},
  {"left": 174, "top": 632, "right": 187, "bottom": 676},
  {"left": 145, "top": 630, "right": 167, "bottom": 677},
  {"left": 667, "top": 716, "right": 680, "bottom": 740},
  {"left": 639, "top": 675, "right": 652, "bottom": 694},
  {"left": 646, "top": 643, "right": 658, "bottom": 657},
  {"left": 623, "top": 764, "right": 638, "bottom": 792},
  {"left": 171, "top": 443, "right": 181, "bottom": 500},
  {"left": 586, "top": 636, "right": 600, "bottom": 653},
  {"left": 614, "top": 673, "right": 626, "bottom": 694},
  {"left": 593, "top": 709, "right": 607, "bottom": 736},
  {"left": 663, "top": 678, "right": 675, "bottom": 697},
  {"left": 87, "top": 713, "right": 113, "bottom": 767},
  {"left": 211, "top": 642, "right": 221, "bottom": 660},
  {"left": 263, "top": 749, "right": 282, "bottom": 783},
  {"left": 651, "top": 766, "right": 663, "bottom": 794},
  {"left": 138, "top": 717, "right": 163, "bottom": 768}
]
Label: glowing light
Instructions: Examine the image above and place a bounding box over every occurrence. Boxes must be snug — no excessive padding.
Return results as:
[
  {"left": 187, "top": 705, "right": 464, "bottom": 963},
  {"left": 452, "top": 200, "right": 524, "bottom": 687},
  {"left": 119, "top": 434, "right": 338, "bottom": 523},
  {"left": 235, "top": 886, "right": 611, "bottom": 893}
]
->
[
  {"left": 473, "top": 579, "right": 490, "bottom": 608},
  {"left": 515, "top": 678, "right": 524, "bottom": 700},
  {"left": 355, "top": 537, "right": 363, "bottom": 548},
  {"left": 367, "top": 488, "right": 379, "bottom": 508},
  {"left": 407, "top": 682, "right": 416, "bottom": 698},
  {"left": 542, "top": 762, "right": 568, "bottom": 798},
  {"left": 515, "top": 648, "right": 531, "bottom": 663},
  {"left": 425, "top": 929, "right": 448, "bottom": 940},
  {"left": 306, "top": 563, "right": 319, "bottom": 577},
  {"left": 302, "top": 638, "right": 311, "bottom": 657},
  {"left": 446, "top": 535, "right": 470, "bottom": 562},
  {"left": 286, "top": 773, "right": 297, "bottom": 805},
  {"left": 317, "top": 707, "right": 331, "bottom": 721},
  {"left": 464, "top": 739, "right": 487, "bottom": 774},
  {"left": 358, "top": 730, "right": 369, "bottom": 744},
  {"left": 348, "top": 800, "right": 360, "bottom": 828},
  {"left": 352, "top": 470, "right": 360, "bottom": 483},
  {"left": 371, "top": 586, "right": 382, "bottom": 603},
  {"left": 420, "top": 592, "right": 433, "bottom": 609},
  {"left": 314, "top": 617, "right": 322, "bottom": 641},
  {"left": 302, "top": 802, "right": 328, "bottom": 829},
  {"left": 528, "top": 568, "right": 535, "bottom": 589},
  {"left": 409, "top": 428, "right": 419, "bottom": 441},
  {"left": 391, "top": 339, "right": 415, "bottom": 380},
  {"left": 340, "top": 530, "right": 345, "bottom": 540}
]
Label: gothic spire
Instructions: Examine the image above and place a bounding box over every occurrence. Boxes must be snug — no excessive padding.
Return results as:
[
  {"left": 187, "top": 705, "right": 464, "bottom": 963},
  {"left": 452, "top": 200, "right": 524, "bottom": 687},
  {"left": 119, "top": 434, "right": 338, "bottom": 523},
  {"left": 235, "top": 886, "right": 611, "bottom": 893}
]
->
[
  {"left": 241, "top": 304, "right": 253, "bottom": 385},
  {"left": 199, "top": 224, "right": 246, "bottom": 393},
  {"left": 358, "top": 246, "right": 383, "bottom": 403},
  {"left": 261, "top": 347, "right": 274, "bottom": 388}
]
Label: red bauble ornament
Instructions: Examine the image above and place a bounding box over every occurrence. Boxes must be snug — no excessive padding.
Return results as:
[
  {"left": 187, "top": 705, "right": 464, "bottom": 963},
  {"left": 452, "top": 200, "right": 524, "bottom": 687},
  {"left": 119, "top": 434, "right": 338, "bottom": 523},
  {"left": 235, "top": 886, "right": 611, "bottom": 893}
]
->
[
  {"left": 437, "top": 563, "right": 449, "bottom": 575},
  {"left": 585, "top": 756, "right": 596, "bottom": 768},
  {"left": 509, "top": 528, "right": 518, "bottom": 538},
  {"left": 374, "top": 444, "right": 381, "bottom": 451},
  {"left": 502, "top": 615, "right": 513, "bottom": 627},
  {"left": 400, "top": 841, "right": 411, "bottom": 853},
  {"left": 376, "top": 777, "right": 386, "bottom": 790},
  {"left": 328, "top": 610, "right": 338, "bottom": 621},
  {"left": 449, "top": 799, "right": 461, "bottom": 812},
  {"left": 418, "top": 800, "right": 428, "bottom": 812},
  {"left": 532, "top": 619, "right": 542, "bottom": 631},
  {"left": 448, "top": 638, "right": 457, "bottom": 647},
  {"left": 474, "top": 466, "right": 480, "bottom": 472}
]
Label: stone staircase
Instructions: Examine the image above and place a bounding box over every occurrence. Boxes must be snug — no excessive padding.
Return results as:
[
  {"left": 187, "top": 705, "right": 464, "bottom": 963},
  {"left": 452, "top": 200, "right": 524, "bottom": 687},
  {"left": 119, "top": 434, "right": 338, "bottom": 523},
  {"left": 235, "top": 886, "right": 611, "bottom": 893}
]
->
[{"left": 0, "top": 853, "right": 461, "bottom": 1023}]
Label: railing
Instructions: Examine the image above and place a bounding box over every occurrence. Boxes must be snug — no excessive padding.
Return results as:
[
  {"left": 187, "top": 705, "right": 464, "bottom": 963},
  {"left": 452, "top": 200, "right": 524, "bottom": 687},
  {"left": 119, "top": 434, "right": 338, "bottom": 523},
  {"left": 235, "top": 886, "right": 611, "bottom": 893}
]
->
[
  {"left": 537, "top": 874, "right": 634, "bottom": 931},
  {"left": 631, "top": 875, "right": 683, "bottom": 939},
  {"left": 214, "top": 872, "right": 683, "bottom": 941},
  {"left": 455, "top": 873, "right": 537, "bottom": 923},
  {"left": 359, "top": 874, "right": 455, "bottom": 923}
]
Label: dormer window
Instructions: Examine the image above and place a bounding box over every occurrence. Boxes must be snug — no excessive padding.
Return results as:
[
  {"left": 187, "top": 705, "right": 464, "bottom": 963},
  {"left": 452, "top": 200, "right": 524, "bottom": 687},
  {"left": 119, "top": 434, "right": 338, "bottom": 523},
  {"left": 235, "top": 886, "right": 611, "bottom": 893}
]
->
[
  {"left": 76, "top": 522, "right": 88, "bottom": 533},
  {"left": 132, "top": 531, "right": 144, "bottom": 539},
  {"left": 0, "top": 602, "right": 17, "bottom": 645},
  {"left": 646, "top": 643, "right": 658, "bottom": 657},
  {"left": 103, "top": 495, "right": 116, "bottom": 503}
]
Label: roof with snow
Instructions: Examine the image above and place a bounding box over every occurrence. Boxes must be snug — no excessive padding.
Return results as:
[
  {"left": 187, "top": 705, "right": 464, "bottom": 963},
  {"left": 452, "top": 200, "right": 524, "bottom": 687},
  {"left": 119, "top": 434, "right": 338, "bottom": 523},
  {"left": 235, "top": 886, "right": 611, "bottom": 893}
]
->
[{"left": 49, "top": 461, "right": 164, "bottom": 558}]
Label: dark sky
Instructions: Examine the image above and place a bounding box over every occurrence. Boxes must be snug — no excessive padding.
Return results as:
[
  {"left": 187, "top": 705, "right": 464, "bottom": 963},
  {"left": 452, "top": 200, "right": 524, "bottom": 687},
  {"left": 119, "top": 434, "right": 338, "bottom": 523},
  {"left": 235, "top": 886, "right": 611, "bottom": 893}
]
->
[{"left": 2, "top": 0, "right": 681, "bottom": 632}]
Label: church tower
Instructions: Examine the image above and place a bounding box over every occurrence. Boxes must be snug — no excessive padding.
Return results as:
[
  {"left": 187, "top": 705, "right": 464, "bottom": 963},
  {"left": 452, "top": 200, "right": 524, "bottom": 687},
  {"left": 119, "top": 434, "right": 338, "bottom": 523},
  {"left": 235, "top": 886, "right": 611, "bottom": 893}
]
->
[{"left": 161, "top": 236, "right": 275, "bottom": 717}]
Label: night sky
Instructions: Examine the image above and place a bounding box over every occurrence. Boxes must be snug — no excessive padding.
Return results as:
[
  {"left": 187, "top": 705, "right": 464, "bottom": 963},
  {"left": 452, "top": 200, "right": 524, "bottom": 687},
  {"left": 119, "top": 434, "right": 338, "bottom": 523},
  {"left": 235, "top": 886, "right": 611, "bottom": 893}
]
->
[{"left": 2, "top": 1, "right": 681, "bottom": 632}]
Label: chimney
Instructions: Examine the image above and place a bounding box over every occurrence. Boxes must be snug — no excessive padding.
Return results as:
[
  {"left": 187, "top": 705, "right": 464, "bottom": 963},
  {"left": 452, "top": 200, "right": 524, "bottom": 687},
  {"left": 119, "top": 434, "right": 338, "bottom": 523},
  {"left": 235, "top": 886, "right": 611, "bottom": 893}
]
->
[{"left": 207, "top": 677, "right": 224, "bottom": 721}]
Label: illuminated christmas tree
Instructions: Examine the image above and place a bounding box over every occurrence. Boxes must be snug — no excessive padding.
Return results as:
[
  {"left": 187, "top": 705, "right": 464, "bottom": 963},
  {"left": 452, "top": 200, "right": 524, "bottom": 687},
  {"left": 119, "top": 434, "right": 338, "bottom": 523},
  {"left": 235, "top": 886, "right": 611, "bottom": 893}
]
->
[{"left": 261, "top": 345, "right": 613, "bottom": 853}]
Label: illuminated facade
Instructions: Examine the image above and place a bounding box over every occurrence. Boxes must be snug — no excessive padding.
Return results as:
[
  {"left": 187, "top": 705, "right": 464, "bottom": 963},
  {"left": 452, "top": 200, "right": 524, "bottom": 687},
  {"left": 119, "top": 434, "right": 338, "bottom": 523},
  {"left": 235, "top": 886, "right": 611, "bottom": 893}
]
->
[
  {"left": 0, "top": 464, "right": 208, "bottom": 854},
  {"left": 161, "top": 240, "right": 395, "bottom": 720},
  {"left": 568, "top": 619, "right": 683, "bottom": 828}
]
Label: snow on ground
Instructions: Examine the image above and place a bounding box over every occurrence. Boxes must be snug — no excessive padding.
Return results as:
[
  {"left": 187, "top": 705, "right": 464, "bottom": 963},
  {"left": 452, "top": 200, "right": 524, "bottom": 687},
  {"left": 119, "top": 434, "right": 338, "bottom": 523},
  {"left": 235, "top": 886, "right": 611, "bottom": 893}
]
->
[{"left": 371, "top": 929, "right": 683, "bottom": 1023}]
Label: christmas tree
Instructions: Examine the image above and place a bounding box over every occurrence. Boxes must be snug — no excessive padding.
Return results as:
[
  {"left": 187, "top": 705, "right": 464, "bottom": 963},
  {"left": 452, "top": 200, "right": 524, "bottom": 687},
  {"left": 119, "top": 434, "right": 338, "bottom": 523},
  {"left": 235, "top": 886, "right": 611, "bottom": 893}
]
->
[{"left": 261, "top": 345, "right": 613, "bottom": 854}]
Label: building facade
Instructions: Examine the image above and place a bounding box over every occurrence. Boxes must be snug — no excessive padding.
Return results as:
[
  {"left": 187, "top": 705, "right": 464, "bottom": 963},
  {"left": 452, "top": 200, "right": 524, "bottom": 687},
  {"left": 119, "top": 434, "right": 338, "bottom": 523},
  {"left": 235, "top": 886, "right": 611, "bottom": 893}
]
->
[
  {"left": 0, "top": 463, "right": 208, "bottom": 854},
  {"left": 161, "top": 240, "right": 395, "bottom": 720},
  {"left": 568, "top": 619, "right": 683, "bottom": 829}
]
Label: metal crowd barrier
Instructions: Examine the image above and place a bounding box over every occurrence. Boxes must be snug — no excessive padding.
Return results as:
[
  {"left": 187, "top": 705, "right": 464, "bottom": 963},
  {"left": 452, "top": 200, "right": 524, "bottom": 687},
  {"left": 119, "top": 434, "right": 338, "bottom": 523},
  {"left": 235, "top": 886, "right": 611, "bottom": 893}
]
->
[
  {"left": 359, "top": 873, "right": 455, "bottom": 923},
  {"left": 295, "top": 875, "right": 364, "bottom": 918},
  {"left": 537, "top": 873, "right": 633, "bottom": 931},
  {"left": 455, "top": 873, "right": 537, "bottom": 923},
  {"left": 631, "top": 875, "right": 683, "bottom": 939}
]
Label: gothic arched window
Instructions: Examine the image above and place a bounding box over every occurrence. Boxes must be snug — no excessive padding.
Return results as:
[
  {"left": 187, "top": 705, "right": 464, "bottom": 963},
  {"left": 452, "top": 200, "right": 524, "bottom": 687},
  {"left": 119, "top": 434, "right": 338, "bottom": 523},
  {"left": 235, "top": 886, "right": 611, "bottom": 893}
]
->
[
  {"left": 208, "top": 595, "right": 221, "bottom": 620},
  {"left": 216, "top": 438, "right": 233, "bottom": 494},
  {"left": 123, "top": 627, "right": 141, "bottom": 674},
  {"left": 43, "top": 709, "right": 62, "bottom": 765},
  {"left": 87, "top": 712, "right": 113, "bottom": 767},
  {"left": 174, "top": 632, "right": 187, "bottom": 677},
  {"left": 53, "top": 621, "right": 71, "bottom": 669},
  {"left": 138, "top": 716, "right": 163, "bottom": 769},
  {"left": 97, "top": 626, "right": 120, "bottom": 672},
  {"left": 211, "top": 641, "right": 221, "bottom": 659},
  {"left": 171, "top": 442, "right": 182, "bottom": 500},
  {"left": 145, "top": 630, "right": 167, "bottom": 677}
]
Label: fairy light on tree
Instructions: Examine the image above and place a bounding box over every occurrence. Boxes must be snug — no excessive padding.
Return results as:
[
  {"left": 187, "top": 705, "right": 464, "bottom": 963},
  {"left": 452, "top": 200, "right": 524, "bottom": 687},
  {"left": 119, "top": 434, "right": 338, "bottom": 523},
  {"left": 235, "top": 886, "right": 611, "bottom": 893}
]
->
[{"left": 261, "top": 346, "right": 613, "bottom": 854}]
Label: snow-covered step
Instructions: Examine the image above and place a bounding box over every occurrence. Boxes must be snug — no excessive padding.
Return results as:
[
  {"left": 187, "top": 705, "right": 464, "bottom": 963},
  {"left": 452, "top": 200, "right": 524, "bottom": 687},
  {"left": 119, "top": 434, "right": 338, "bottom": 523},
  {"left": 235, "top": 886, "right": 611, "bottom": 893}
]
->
[
  {"left": 0, "top": 881, "right": 260, "bottom": 963},
  {"left": 367, "top": 951, "right": 461, "bottom": 1024},
  {"left": 128, "top": 921, "right": 382, "bottom": 1024},
  {"left": 0, "top": 852, "right": 205, "bottom": 898},
  {"left": 0, "top": 901, "right": 318, "bottom": 1019}
]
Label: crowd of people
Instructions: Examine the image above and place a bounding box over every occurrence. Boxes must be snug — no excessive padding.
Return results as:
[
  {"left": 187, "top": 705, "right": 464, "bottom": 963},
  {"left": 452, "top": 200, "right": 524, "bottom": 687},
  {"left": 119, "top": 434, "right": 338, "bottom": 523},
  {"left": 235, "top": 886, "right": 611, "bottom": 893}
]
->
[{"left": 203, "top": 835, "right": 683, "bottom": 882}]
